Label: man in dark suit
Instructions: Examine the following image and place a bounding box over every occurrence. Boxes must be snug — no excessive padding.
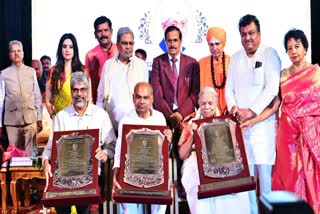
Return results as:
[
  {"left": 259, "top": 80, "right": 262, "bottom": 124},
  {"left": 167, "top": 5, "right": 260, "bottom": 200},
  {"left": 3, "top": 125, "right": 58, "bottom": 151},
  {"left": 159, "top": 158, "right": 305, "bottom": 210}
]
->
[
  {"left": 150, "top": 25, "right": 199, "bottom": 128},
  {"left": 150, "top": 25, "right": 199, "bottom": 198}
]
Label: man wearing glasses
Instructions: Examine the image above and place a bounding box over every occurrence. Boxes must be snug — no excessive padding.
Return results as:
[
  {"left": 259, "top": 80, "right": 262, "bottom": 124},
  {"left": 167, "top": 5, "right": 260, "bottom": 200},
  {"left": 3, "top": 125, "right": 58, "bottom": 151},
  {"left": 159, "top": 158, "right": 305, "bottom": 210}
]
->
[
  {"left": 97, "top": 27, "right": 149, "bottom": 133},
  {"left": 225, "top": 14, "right": 281, "bottom": 213},
  {"left": 43, "top": 71, "right": 116, "bottom": 214}
]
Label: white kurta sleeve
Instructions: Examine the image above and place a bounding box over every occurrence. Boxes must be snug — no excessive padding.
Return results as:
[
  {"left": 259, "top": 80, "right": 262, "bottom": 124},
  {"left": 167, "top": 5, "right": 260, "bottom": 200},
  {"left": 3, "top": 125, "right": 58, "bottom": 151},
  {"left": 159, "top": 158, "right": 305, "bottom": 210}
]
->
[
  {"left": 225, "top": 54, "right": 238, "bottom": 112},
  {"left": 96, "top": 61, "right": 108, "bottom": 109},
  {"left": 100, "top": 111, "right": 116, "bottom": 159},
  {"left": 113, "top": 119, "right": 124, "bottom": 169},
  {"left": 42, "top": 115, "right": 60, "bottom": 162}
]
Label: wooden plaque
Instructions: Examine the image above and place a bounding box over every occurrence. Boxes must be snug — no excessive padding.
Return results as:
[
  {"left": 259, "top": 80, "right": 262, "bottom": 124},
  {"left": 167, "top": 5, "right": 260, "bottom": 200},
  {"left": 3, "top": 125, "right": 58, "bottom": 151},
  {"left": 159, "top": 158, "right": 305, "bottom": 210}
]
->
[
  {"left": 193, "top": 114, "right": 256, "bottom": 199},
  {"left": 42, "top": 129, "right": 101, "bottom": 207},
  {"left": 113, "top": 124, "right": 172, "bottom": 205}
]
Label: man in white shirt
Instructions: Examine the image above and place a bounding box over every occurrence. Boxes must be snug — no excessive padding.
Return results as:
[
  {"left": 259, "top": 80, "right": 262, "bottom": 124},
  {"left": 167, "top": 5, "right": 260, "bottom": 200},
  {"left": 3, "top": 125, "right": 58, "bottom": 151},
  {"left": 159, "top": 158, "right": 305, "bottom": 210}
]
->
[
  {"left": 43, "top": 71, "right": 116, "bottom": 214},
  {"left": 225, "top": 14, "right": 281, "bottom": 214},
  {"left": 96, "top": 27, "right": 149, "bottom": 132},
  {"left": 112, "top": 82, "right": 172, "bottom": 214}
]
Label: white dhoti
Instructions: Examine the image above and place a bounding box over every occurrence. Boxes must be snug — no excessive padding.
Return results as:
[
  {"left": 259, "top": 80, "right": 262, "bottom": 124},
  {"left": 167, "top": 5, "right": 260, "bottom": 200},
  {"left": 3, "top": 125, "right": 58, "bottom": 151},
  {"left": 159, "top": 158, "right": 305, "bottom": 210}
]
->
[{"left": 181, "top": 152, "right": 251, "bottom": 214}]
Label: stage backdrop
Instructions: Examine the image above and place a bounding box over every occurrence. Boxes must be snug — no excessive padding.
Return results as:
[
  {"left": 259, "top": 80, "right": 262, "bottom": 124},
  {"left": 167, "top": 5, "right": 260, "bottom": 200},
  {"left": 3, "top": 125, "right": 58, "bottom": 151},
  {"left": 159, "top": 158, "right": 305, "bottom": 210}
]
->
[{"left": 32, "top": 0, "right": 311, "bottom": 69}]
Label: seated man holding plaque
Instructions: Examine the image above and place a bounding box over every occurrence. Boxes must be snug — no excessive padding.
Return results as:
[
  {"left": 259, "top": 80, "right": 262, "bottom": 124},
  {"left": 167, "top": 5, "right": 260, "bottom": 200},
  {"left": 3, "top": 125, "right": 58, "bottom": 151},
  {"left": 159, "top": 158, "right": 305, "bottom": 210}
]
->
[
  {"left": 178, "top": 87, "right": 250, "bottom": 214},
  {"left": 42, "top": 71, "right": 116, "bottom": 214},
  {"left": 112, "top": 82, "right": 172, "bottom": 214}
]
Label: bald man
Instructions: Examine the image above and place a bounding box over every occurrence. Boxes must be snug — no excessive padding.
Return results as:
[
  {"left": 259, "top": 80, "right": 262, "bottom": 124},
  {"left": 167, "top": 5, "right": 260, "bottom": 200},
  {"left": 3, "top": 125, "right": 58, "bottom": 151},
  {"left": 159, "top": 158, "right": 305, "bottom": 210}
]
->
[{"left": 113, "top": 82, "right": 171, "bottom": 214}]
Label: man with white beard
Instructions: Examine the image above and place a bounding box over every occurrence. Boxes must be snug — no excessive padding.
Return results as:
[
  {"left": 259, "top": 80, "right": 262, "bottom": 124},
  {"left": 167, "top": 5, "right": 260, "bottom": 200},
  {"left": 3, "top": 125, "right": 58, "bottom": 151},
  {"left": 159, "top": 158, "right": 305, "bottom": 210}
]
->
[{"left": 42, "top": 71, "right": 116, "bottom": 214}]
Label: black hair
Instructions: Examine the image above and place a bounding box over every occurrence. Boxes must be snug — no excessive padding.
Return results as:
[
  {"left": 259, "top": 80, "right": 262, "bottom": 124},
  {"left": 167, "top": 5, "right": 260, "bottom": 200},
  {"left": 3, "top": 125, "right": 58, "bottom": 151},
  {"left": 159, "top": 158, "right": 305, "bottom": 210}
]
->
[
  {"left": 40, "top": 55, "right": 51, "bottom": 62},
  {"left": 135, "top": 49, "right": 147, "bottom": 59},
  {"left": 94, "top": 16, "right": 112, "bottom": 31},
  {"left": 52, "top": 33, "right": 84, "bottom": 94},
  {"left": 284, "top": 29, "right": 308, "bottom": 52},
  {"left": 238, "top": 14, "right": 260, "bottom": 33},
  {"left": 164, "top": 25, "right": 182, "bottom": 40}
]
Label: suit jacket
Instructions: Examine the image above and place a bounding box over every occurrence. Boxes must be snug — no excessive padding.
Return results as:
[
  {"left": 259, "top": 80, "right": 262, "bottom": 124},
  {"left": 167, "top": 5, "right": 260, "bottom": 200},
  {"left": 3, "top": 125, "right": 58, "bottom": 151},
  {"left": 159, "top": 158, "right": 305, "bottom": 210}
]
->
[
  {"left": 0, "top": 64, "right": 42, "bottom": 126},
  {"left": 150, "top": 53, "right": 200, "bottom": 119}
]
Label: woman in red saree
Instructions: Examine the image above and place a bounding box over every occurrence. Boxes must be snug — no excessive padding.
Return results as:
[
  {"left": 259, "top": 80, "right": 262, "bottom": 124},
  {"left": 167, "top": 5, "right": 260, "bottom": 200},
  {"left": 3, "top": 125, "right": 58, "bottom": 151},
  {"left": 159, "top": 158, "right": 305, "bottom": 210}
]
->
[{"left": 272, "top": 29, "right": 320, "bottom": 213}]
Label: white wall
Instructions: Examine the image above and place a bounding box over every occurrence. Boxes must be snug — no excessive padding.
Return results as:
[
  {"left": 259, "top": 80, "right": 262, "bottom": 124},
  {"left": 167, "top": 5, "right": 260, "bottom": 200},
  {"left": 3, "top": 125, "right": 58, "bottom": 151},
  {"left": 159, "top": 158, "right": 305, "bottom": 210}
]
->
[{"left": 32, "top": 0, "right": 311, "bottom": 69}]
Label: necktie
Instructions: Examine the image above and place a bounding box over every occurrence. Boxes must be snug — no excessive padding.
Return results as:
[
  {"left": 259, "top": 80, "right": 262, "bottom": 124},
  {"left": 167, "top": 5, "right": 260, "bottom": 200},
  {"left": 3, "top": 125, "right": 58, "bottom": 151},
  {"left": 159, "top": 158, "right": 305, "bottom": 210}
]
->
[{"left": 171, "top": 57, "right": 178, "bottom": 105}]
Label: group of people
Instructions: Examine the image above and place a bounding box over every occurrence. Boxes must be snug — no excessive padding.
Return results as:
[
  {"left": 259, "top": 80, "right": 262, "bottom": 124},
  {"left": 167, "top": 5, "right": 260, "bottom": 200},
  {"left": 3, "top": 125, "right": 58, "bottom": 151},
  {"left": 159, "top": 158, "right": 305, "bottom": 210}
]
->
[{"left": 0, "top": 12, "right": 319, "bottom": 214}]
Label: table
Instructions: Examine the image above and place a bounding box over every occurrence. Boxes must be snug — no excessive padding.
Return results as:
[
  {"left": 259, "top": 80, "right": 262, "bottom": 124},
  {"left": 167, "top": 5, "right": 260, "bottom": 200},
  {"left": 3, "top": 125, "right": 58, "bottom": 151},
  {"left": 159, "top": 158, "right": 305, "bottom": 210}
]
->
[
  {"left": 0, "top": 166, "right": 45, "bottom": 214},
  {"left": 0, "top": 167, "right": 9, "bottom": 213},
  {"left": 10, "top": 167, "right": 45, "bottom": 213}
]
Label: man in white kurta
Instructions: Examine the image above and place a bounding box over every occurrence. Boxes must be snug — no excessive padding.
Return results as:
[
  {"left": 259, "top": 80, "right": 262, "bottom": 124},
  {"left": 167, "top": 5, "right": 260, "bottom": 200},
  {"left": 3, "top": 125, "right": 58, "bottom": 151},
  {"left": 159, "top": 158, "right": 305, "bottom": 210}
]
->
[
  {"left": 113, "top": 82, "right": 171, "bottom": 214},
  {"left": 225, "top": 14, "right": 281, "bottom": 214},
  {"left": 96, "top": 27, "right": 149, "bottom": 132}
]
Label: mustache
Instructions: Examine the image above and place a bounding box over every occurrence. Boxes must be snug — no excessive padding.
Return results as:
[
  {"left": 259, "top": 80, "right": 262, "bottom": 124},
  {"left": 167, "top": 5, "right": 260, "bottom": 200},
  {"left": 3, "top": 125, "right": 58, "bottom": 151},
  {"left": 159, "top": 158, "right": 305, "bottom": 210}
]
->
[
  {"left": 75, "top": 95, "right": 85, "bottom": 100},
  {"left": 137, "top": 103, "right": 147, "bottom": 108},
  {"left": 99, "top": 36, "right": 108, "bottom": 40}
]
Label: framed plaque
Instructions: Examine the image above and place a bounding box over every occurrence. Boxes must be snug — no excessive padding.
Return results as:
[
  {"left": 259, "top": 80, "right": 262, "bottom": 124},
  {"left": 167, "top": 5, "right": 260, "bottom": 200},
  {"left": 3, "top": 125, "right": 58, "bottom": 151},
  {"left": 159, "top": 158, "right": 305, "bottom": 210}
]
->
[
  {"left": 42, "top": 129, "right": 101, "bottom": 207},
  {"left": 113, "top": 124, "right": 172, "bottom": 205},
  {"left": 193, "top": 114, "right": 256, "bottom": 199}
]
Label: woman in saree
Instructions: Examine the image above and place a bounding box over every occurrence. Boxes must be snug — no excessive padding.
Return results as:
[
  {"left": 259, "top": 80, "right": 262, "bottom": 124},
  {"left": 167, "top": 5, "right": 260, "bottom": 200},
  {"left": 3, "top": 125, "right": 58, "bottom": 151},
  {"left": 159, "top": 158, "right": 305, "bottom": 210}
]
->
[
  {"left": 273, "top": 29, "right": 320, "bottom": 213},
  {"left": 242, "top": 29, "right": 320, "bottom": 213},
  {"left": 178, "top": 86, "right": 250, "bottom": 214},
  {"left": 45, "top": 33, "right": 91, "bottom": 119}
]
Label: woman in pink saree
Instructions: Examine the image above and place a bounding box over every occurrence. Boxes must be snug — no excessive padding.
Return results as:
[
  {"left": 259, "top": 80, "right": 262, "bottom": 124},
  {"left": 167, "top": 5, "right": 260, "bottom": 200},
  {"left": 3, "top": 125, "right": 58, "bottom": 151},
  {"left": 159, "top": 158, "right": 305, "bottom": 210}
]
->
[{"left": 272, "top": 29, "right": 320, "bottom": 213}]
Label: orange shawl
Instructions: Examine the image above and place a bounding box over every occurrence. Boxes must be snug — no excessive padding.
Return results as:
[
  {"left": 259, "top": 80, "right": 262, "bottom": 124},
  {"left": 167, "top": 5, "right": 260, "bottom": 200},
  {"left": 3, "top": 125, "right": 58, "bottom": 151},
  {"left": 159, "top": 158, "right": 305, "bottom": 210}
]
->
[{"left": 199, "top": 55, "right": 230, "bottom": 114}]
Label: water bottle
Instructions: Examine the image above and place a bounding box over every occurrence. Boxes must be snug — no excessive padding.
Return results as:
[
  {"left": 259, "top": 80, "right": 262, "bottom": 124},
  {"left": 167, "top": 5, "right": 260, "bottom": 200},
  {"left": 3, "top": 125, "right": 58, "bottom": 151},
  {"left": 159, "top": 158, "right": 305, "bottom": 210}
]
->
[
  {"left": 32, "top": 145, "right": 38, "bottom": 167},
  {"left": 32, "top": 145, "right": 38, "bottom": 158}
]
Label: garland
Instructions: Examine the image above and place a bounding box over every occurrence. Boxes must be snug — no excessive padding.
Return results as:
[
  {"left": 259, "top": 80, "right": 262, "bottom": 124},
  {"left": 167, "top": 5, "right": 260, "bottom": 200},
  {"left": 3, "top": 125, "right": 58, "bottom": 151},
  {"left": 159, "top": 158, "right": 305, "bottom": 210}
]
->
[{"left": 210, "top": 52, "right": 226, "bottom": 89}]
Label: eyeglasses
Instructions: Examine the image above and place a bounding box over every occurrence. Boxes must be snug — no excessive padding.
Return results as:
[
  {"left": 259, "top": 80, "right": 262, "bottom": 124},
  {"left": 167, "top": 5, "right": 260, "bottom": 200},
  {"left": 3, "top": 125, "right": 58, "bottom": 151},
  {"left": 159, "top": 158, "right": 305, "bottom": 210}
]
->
[
  {"left": 71, "top": 87, "right": 88, "bottom": 93},
  {"left": 119, "top": 41, "right": 135, "bottom": 46}
]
